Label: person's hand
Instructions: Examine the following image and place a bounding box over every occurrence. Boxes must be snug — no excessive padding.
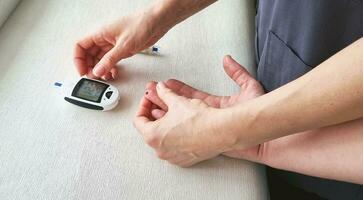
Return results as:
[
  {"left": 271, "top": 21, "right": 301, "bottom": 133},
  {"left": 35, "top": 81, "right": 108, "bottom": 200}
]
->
[
  {"left": 145, "top": 55, "right": 264, "bottom": 111},
  {"left": 133, "top": 82, "right": 234, "bottom": 167},
  {"left": 74, "top": 11, "right": 168, "bottom": 80},
  {"left": 144, "top": 55, "right": 267, "bottom": 163}
]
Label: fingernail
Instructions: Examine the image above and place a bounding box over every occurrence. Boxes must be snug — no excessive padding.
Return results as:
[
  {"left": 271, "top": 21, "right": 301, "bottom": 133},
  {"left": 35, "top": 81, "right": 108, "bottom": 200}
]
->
[
  {"left": 102, "top": 75, "right": 109, "bottom": 81},
  {"left": 156, "top": 82, "right": 161, "bottom": 89},
  {"left": 156, "top": 82, "right": 164, "bottom": 89},
  {"left": 93, "top": 66, "right": 105, "bottom": 77},
  {"left": 111, "top": 73, "right": 118, "bottom": 79}
]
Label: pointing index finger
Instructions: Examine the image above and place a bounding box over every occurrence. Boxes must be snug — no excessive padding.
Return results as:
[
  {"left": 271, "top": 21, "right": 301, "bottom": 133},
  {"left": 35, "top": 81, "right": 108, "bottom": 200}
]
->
[{"left": 74, "top": 35, "right": 97, "bottom": 76}]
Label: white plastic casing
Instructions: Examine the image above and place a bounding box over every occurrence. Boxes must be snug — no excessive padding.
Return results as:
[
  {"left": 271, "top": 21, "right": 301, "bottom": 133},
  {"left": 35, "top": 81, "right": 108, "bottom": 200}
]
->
[{"left": 62, "top": 78, "right": 120, "bottom": 111}]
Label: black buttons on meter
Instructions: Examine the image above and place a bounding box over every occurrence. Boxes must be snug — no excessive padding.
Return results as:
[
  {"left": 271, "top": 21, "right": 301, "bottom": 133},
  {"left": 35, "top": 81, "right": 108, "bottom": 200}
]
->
[{"left": 105, "top": 91, "right": 113, "bottom": 99}]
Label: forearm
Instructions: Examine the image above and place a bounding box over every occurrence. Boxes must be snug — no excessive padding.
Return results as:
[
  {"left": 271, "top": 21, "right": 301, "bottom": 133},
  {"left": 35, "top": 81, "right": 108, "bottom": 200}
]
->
[
  {"left": 224, "top": 37, "right": 363, "bottom": 148},
  {"left": 264, "top": 118, "right": 363, "bottom": 184},
  {"left": 147, "top": 0, "right": 217, "bottom": 33}
]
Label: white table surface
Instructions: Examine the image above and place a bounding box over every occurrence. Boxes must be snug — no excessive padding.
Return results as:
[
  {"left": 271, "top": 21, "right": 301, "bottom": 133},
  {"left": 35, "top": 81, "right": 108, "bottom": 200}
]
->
[{"left": 0, "top": 0, "right": 268, "bottom": 199}]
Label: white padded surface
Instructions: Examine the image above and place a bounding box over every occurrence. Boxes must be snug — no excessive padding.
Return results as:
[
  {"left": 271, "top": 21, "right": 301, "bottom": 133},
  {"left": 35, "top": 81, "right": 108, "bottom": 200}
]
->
[
  {"left": 0, "top": 0, "right": 21, "bottom": 28},
  {"left": 0, "top": 0, "right": 268, "bottom": 199}
]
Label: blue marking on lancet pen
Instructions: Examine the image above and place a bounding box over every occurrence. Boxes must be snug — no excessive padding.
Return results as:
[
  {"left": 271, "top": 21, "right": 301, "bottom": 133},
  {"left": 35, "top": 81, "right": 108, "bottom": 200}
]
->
[
  {"left": 152, "top": 46, "right": 159, "bottom": 52},
  {"left": 140, "top": 45, "right": 160, "bottom": 55},
  {"left": 54, "top": 82, "right": 62, "bottom": 87}
]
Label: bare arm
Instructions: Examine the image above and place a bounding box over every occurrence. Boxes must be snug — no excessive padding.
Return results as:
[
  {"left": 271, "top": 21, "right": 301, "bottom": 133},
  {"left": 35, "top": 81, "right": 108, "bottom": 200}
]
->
[
  {"left": 227, "top": 118, "right": 363, "bottom": 184},
  {"left": 150, "top": 0, "right": 217, "bottom": 32},
  {"left": 137, "top": 42, "right": 363, "bottom": 182},
  {"left": 136, "top": 48, "right": 363, "bottom": 180},
  {"left": 224, "top": 37, "right": 363, "bottom": 148},
  {"left": 74, "top": 0, "right": 216, "bottom": 79},
  {"left": 265, "top": 118, "right": 363, "bottom": 184}
]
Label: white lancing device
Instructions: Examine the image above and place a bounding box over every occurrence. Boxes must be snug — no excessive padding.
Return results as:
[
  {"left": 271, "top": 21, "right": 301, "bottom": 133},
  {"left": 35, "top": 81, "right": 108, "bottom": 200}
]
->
[{"left": 140, "top": 46, "right": 160, "bottom": 55}]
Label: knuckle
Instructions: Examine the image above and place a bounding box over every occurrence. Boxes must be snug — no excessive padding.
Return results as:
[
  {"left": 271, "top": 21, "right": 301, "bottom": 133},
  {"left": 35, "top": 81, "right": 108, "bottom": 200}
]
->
[
  {"left": 132, "top": 117, "right": 142, "bottom": 129},
  {"left": 167, "top": 160, "right": 179, "bottom": 165},
  {"left": 103, "top": 55, "right": 116, "bottom": 66},
  {"left": 145, "top": 134, "right": 160, "bottom": 148},
  {"left": 190, "top": 98, "right": 205, "bottom": 106},
  {"left": 156, "top": 151, "right": 168, "bottom": 160},
  {"left": 249, "top": 81, "right": 264, "bottom": 92},
  {"left": 119, "top": 39, "right": 134, "bottom": 51},
  {"left": 190, "top": 98, "right": 201, "bottom": 104}
]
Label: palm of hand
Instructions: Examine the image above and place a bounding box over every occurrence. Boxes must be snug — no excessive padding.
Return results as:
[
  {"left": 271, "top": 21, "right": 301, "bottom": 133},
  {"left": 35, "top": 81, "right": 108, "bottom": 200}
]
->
[
  {"left": 146, "top": 56, "right": 264, "bottom": 112},
  {"left": 145, "top": 56, "right": 266, "bottom": 162},
  {"left": 218, "top": 77, "right": 264, "bottom": 108}
]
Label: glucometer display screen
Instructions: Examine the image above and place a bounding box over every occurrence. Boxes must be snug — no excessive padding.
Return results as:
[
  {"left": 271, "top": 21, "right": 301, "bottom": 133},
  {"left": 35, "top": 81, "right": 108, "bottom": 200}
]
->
[{"left": 73, "top": 79, "right": 108, "bottom": 102}]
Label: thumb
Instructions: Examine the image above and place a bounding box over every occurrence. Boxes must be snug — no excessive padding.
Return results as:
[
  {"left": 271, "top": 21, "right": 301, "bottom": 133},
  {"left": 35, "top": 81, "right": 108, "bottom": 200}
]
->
[
  {"left": 223, "top": 55, "right": 253, "bottom": 87},
  {"left": 156, "top": 82, "right": 186, "bottom": 107},
  {"left": 93, "top": 45, "right": 131, "bottom": 77}
]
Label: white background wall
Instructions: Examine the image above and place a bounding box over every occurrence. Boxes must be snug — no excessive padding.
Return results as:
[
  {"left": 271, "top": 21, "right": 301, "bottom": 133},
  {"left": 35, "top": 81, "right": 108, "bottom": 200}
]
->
[{"left": 0, "top": 0, "right": 21, "bottom": 28}]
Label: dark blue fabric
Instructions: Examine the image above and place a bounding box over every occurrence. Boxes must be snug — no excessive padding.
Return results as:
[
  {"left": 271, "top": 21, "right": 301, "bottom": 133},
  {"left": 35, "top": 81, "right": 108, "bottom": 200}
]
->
[
  {"left": 256, "top": 0, "right": 363, "bottom": 91},
  {"left": 255, "top": 0, "right": 363, "bottom": 199}
]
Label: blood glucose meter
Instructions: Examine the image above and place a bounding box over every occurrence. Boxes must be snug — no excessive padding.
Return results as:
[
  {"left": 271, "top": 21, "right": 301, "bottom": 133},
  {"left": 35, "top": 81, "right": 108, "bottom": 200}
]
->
[{"left": 56, "top": 78, "right": 120, "bottom": 111}]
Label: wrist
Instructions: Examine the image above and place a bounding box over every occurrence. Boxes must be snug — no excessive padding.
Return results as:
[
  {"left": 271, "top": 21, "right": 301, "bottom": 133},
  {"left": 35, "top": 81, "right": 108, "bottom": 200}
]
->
[
  {"left": 146, "top": 2, "right": 177, "bottom": 35},
  {"left": 219, "top": 103, "right": 265, "bottom": 151},
  {"left": 204, "top": 107, "right": 242, "bottom": 152}
]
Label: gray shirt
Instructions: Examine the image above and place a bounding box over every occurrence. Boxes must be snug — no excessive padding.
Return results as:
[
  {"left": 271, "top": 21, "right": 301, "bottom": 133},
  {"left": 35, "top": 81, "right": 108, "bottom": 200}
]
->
[{"left": 256, "top": 0, "right": 363, "bottom": 199}]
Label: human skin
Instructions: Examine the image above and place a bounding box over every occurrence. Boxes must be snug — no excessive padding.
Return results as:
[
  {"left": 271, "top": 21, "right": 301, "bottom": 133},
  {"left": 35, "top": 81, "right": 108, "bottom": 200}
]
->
[
  {"left": 73, "top": 0, "right": 363, "bottom": 184},
  {"left": 143, "top": 55, "right": 363, "bottom": 185},
  {"left": 134, "top": 38, "right": 363, "bottom": 184},
  {"left": 73, "top": 0, "right": 216, "bottom": 80}
]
